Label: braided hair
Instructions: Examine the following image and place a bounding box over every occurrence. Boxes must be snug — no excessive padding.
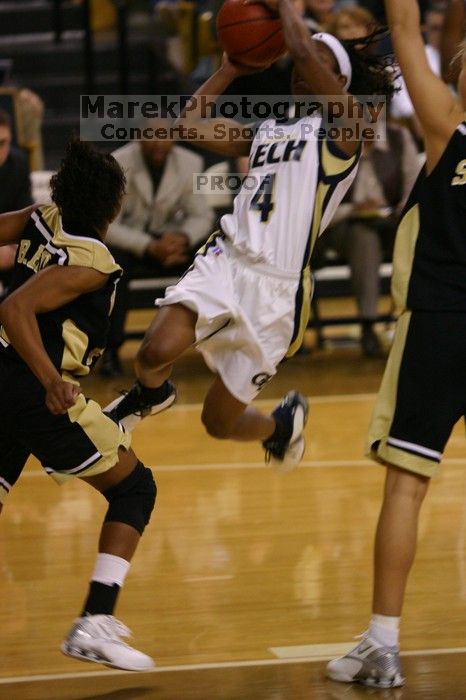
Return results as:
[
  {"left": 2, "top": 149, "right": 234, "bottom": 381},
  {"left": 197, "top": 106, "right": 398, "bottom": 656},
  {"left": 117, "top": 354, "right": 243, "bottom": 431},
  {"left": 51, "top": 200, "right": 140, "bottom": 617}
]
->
[{"left": 342, "top": 28, "right": 399, "bottom": 98}]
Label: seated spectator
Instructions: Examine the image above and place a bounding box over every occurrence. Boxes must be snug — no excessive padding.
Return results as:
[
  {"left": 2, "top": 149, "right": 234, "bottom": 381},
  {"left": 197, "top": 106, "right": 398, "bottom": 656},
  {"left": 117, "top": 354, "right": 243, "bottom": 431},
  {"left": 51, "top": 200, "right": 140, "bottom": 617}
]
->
[
  {"left": 319, "top": 121, "right": 420, "bottom": 357},
  {"left": 0, "top": 66, "right": 45, "bottom": 171},
  {"left": 0, "top": 109, "right": 32, "bottom": 292},
  {"left": 102, "top": 121, "right": 215, "bottom": 377},
  {"left": 16, "top": 88, "right": 45, "bottom": 171}
]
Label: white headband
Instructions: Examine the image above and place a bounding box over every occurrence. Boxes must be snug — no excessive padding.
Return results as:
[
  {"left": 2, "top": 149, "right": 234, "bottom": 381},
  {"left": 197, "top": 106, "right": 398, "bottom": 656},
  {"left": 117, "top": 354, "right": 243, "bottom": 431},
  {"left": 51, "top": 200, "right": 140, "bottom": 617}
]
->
[{"left": 313, "top": 32, "right": 352, "bottom": 90}]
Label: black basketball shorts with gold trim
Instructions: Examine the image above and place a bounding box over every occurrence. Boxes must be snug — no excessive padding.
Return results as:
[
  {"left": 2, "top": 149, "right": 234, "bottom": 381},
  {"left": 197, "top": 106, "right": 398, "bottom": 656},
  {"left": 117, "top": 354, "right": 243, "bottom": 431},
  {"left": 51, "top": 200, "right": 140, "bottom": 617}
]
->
[
  {"left": 0, "top": 357, "right": 130, "bottom": 504},
  {"left": 367, "top": 310, "right": 466, "bottom": 478}
]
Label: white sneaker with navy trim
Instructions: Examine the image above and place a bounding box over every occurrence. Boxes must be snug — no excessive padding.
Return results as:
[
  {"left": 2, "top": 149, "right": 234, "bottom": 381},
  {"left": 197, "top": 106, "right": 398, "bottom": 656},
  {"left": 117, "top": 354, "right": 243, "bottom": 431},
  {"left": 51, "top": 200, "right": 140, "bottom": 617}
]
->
[{"left": 262, "top": 391, "right": 309, "bottom": 472}]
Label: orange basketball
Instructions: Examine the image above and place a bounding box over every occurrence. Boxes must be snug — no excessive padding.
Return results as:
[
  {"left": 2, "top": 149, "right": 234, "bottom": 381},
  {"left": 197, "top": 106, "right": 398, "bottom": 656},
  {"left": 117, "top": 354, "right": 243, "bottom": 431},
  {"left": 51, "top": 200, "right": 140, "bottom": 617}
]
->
[{"left": 216, "top": 0, "right": 286, "bottom": 68}]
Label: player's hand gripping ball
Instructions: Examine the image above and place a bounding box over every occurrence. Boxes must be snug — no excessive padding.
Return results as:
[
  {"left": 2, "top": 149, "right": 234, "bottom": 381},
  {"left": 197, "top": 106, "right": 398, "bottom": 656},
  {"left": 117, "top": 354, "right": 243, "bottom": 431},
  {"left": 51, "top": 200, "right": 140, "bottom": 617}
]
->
[{"left": 216, "top": 0, "right": 286, "bottom": 68}]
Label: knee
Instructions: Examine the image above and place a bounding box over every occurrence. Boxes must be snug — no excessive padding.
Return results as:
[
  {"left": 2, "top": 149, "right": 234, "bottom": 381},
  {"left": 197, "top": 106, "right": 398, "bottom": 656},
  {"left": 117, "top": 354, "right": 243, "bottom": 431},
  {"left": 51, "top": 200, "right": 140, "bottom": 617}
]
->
[
  {"left": 103, "top": 462, "right": 157, "bottom": 535},
  {"left": 201, "top": 408, "right": 233, "bottom": 440},
  {"left": 385, "top": 466, "right": 429, "bottom": 507},
  {"left": 137, "top": 335, "right": 175, "bottom": 370}
]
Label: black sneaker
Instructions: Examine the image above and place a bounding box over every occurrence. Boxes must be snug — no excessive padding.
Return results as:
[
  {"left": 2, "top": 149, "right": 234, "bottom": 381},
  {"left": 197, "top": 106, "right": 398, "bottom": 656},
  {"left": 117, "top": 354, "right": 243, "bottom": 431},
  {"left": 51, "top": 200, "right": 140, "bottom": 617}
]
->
[
  {"left": 104, "top": 380, "right": 176, "bottom": 431},
  {"left": 263, "top": 391, "right": 309, "bottom": 472}
]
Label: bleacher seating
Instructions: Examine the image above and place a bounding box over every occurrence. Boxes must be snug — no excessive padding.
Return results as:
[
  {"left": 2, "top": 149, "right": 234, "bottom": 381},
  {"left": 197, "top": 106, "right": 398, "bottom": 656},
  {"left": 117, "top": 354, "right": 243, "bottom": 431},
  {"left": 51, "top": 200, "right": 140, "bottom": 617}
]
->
[{"left": 0, "top": 0, "right": 154, "bottom": 170}]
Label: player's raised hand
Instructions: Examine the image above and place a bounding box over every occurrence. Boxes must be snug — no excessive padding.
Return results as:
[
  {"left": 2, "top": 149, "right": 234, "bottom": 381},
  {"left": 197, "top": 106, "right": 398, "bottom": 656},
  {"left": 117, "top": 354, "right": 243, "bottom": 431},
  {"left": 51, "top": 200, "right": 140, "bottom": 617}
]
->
[
  {"left": 45, "top": 378, "right": 81, "bottom": 415},
  {"left": 220, "top": 52, "right": 268, "bottom": 77}
]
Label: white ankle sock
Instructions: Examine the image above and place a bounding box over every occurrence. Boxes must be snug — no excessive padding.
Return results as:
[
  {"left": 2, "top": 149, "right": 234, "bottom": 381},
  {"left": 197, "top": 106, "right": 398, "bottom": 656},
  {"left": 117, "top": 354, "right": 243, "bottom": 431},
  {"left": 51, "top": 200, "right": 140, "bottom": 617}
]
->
[
  {"left": 91, "top": 553, "right": 130, "bottom": 587},
  {"left": 369, "top": 614, "right": 400, "bottom": 647}
]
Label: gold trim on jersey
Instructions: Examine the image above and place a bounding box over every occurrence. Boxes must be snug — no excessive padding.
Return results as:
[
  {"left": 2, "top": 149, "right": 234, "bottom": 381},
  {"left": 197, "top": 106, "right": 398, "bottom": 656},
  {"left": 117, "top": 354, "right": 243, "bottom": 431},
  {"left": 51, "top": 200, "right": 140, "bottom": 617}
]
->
[
  {"left": 310, "top": 181, "right": 331, "bottom": 249},
  {"left": 286, "top": 267, "right": 312, "bottom": 358},
  {"left": 307, "top": 141, "right": 360, "bottom": 266},
  {"left": 391, "top": 204, "right": 420, "bottom": 312},
  {"left": 39, "top": 205, "right": 121, "bottom": 276},
  {"left": 320, "top": 141, "right": 359, "bottom": 177},
  {"left": 287, "top": 143, "right": 360, "bottom": 356}
]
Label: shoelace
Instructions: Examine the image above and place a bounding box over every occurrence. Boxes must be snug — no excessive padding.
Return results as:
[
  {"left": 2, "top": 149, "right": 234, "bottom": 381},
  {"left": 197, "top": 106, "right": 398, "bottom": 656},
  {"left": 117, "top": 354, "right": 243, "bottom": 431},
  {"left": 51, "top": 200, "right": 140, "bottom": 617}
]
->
[
  {"left": 112, "top": 387, "right": 153, "bottom": 417},
  {"left": 93, "top": 615, "right": 133, "bottom": 640},
  {"left": 115, "top": 382, "right": 174, "bottom": 418}
]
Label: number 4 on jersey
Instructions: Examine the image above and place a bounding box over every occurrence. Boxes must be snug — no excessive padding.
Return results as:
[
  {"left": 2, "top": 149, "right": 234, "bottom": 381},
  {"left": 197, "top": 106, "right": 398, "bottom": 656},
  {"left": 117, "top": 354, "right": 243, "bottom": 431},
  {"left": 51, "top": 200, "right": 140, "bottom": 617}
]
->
[{"left": 250, "top": 174, "right": 276, "bottom": 223}]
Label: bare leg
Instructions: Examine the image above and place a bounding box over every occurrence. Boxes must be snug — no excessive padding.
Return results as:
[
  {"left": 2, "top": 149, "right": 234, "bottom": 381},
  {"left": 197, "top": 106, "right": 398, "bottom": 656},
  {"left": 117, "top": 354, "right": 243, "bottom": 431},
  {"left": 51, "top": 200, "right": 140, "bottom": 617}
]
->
[
  {"left": 202, "top": 375, "right": 275, "bottom": 441},
  {"left": 326, "top": 463, "right": 428, "bottom": 685},
  {"left": 135, "top": 304, "right": 197, "bottom": 388},
  {"left": 373, "top": 464, "right": 430, "bottom": 616}
]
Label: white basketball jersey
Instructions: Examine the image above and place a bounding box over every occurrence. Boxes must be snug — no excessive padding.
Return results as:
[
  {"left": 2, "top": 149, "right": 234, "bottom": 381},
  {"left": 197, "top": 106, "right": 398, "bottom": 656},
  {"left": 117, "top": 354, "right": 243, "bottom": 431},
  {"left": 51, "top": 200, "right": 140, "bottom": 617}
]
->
[{"left": 220, "top": 115, "right": 360, "bottom": 273}]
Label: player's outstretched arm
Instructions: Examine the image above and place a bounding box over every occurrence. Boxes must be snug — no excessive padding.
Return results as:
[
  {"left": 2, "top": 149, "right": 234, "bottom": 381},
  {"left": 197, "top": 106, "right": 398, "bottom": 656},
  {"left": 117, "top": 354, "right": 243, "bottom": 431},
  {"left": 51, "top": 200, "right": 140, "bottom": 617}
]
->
[
  {"left": 0, "top": 265, "right": 107, "bottom": 415},
  {"left": 0, "top": 205, "right": 38, "bottom": 245},
  {"left": 385, "top": 0, "right": 463, "bottom": 167},
  {"left": 247, "top": 0, "right": 360, "bottom": 155},
  {"left": 249, "top": 0, "right": 349, "bottom": 97},
  {"left": 175, "top": 54, "right": 255, "bottom": 157}
]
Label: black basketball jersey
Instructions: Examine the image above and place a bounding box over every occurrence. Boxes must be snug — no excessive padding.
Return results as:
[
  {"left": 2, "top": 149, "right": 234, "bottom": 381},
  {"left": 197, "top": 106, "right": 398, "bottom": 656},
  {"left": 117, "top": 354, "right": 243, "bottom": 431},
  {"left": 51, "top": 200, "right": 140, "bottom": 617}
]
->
[
  {"left": 391, "top": 122, "right": 466, "bottom": 311},
  {"left": 0, "top": 205, "right": 122, "bottom": 375}
]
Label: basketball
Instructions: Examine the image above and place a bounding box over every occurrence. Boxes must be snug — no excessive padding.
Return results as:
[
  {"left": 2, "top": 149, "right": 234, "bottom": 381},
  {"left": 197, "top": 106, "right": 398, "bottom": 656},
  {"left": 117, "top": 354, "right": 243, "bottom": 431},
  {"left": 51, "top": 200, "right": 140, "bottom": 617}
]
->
[{"left": 216, "top": 0, "right": 286, "bottom": 68}]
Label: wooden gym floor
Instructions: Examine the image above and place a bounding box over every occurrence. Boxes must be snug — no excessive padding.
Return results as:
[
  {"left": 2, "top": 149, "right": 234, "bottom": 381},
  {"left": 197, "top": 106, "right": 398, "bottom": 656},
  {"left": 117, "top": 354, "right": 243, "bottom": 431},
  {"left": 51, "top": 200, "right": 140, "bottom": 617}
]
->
[{"left": 1, "top": 306, "right": 466, "bottom": 700}]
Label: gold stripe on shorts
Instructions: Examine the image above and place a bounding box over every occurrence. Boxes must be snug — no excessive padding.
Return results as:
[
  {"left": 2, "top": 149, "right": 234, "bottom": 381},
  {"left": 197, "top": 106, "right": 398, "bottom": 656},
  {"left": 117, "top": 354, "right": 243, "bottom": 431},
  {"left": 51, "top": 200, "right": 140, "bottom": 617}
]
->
[{"left": 366, "top": 310, "right": 440, "bottom": 478}]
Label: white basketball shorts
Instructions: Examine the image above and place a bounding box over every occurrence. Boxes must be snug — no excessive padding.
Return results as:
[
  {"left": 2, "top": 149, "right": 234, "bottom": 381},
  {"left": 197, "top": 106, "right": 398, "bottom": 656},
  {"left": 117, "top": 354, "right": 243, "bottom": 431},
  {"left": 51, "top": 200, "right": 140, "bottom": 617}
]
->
[{"left": 156, "top": 236, "right": 301, "bottom": 404}]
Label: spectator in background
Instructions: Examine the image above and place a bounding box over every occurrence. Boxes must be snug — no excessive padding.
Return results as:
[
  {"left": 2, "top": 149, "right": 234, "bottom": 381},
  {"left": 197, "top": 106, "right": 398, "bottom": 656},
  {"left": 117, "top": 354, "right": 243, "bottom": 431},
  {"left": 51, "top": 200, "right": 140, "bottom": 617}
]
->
[
  {"left": 325, "top": 5, "right": 377, "bottom": 40},
  {"left": 102, "top": 122, "right": 214, "bottom": 377},
  {"left": 304, "top": 0, "right": 335, "bottom": 30},
  {"left": 16, "top": 88, "right": 45, "bottom": 171},
  {"left": 321, "top": 120, "right": 420, "bottom": 357},
  {"left": 0, "top": 109, "right": 32, "bottom": 287},
  {"left": 0, "top": 64, "right": 45, "bottom": 171},
  {"left": 424, "top": 3, "right": 447, "bottom": 73},
  {"left": 441, "top": 0, "right": 466, "bottom": 85}
]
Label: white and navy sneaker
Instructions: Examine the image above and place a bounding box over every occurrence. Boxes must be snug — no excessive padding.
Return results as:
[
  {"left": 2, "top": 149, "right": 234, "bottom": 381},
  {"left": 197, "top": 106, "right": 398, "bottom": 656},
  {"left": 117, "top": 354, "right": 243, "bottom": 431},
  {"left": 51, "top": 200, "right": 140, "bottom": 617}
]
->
[
  {"left": 104, "top": 380, "right": 176, "bottom": 431},
  {"left": 262, "top": 391, "right": 309, "bottom": 472},
  {"left": 326, "top": 634, "right": 404, "bottom": 688},
  {"left": 61, "top": 615, "right": 155, "bottom": 671}
]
